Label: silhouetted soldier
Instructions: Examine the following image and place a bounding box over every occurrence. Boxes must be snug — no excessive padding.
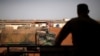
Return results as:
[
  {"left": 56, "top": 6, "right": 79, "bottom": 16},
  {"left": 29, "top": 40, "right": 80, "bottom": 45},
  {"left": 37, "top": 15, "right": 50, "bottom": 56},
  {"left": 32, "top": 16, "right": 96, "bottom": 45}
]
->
[{"left": 55, "top": 3, "right": 100, "bottom": 56}]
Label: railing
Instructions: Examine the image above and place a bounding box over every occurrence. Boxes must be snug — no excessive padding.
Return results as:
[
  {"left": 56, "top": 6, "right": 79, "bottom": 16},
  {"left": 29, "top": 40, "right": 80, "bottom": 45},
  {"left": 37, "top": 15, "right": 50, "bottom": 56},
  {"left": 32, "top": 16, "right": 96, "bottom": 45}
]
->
[{"left": 0, "top": 44, "right": 73, "bottom": 56}]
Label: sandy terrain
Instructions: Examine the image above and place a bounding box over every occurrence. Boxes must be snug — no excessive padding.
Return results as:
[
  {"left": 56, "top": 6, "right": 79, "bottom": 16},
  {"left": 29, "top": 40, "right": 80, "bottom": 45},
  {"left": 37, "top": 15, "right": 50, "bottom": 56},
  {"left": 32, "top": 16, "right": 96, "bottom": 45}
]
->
[
  {"left": 0, "top": 27, "right": 73, "bottom": 56},
  {"left": 49, "top": 27, "right": 73, "bottom": 45}
]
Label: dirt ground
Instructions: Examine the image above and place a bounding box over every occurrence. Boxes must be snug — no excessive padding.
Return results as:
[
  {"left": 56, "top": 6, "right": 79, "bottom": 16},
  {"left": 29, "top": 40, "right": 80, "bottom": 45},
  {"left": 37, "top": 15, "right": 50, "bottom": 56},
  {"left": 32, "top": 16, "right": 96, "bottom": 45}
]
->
[
  {"left": 0, "top": 27, "right": 73, "bottom": 56},
  {"left": 49, "top": 27, "right": 73, "bottom": 45}
]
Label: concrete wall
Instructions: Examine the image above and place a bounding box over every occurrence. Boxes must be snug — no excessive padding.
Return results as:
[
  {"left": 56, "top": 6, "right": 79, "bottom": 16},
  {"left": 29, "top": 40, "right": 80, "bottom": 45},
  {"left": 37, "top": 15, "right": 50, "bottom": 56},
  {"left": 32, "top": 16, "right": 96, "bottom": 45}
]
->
[
  {"left": 5, "top": 25, "right": 23, "bottom": 30},
  {"left": 35, "top": 23, "right": 47, "bottom": 27},
  {"left": 53, "top": 23, "right": 65, "bottom": 28}
]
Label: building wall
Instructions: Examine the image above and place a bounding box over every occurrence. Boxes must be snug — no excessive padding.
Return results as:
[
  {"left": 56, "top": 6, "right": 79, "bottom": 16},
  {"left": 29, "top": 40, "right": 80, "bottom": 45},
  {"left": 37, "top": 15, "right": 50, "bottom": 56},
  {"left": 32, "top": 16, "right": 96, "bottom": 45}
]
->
[
  {"left": 5, "top": 25, "right": 23, "bottom": 30},
  {"left": 40, "top": 23, "right": 47, "bottom": 27},
  {"left": 53, "top": 23, "right": 65, "bottom": 28},
  {"left": 35, "top": 24, "right": 39, "bottom": 27},
  {"left": 35, "top": 23, "right": 47, "bottom": 27}
]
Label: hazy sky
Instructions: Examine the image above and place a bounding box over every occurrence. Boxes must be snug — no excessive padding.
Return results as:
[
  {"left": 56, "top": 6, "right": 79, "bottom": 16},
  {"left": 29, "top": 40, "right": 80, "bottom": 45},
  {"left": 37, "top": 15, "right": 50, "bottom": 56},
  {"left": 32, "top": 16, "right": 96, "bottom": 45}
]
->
[{"left": 0, "top": 0, "right": 100, "bottom": 20}]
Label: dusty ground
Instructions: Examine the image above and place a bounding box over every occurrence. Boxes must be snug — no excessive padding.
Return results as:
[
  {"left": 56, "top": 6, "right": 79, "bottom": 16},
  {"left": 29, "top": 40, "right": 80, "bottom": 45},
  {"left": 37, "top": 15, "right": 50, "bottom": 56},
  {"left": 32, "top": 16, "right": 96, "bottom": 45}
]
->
[
  {"left": 49, "top": 27, "right": 73, "bottom": 45},
  {"left": 0, "top": 27, "right": 72, "bottom": 56}
]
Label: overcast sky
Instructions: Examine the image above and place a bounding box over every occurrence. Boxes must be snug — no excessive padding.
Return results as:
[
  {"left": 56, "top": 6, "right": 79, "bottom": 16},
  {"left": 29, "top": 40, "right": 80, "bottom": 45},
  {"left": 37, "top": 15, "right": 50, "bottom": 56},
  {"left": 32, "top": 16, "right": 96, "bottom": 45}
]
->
[{"left": 0, "top": 0, "right": 100, "bottom": 20}]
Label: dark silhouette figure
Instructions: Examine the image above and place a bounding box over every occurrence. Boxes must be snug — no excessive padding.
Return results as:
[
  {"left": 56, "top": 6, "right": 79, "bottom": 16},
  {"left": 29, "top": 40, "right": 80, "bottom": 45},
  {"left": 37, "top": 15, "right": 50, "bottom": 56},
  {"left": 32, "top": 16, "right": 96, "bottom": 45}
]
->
[{"left": 55, "top": 3, "right": 100, "bottom": 56}]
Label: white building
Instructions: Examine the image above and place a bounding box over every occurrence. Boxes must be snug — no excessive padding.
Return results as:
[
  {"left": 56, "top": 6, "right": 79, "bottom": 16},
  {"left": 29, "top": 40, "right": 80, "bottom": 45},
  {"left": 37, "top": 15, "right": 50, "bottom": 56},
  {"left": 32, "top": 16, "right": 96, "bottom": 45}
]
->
[
  {"left": 5, "top": 25, "right": 23, "bottom": 30},
  {"left": 52, "top": 19, "right": 70, "bottom": 28},
  {"left": 0, "top": 22, "right": 32, "bottom": 30},
  {"left": 52, "top": 18, "right": 71, "bottom": 28},
  {"left": 63, "top": 18, "right": 71, "bottom": 22},
  {"left": 34, "top": 21, "right": 48, "bottom": 27}
]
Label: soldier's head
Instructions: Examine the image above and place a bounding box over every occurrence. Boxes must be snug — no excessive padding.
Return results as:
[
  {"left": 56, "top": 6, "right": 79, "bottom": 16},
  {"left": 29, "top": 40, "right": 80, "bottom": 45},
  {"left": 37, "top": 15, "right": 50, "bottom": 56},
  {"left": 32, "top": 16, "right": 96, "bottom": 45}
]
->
[{"left": 77, "top": 3, "right": 89, "bottom": 16}]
